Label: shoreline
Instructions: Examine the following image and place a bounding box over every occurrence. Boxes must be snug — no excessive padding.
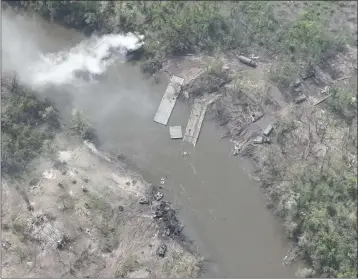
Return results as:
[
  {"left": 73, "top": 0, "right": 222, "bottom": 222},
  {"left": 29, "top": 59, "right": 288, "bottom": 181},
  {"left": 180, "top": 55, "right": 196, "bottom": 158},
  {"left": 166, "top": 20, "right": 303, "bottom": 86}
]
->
[
  {"left": 1, "top": 74, "right": 202, "bottom": 278},
  {"left": 2, "top": 131, "right": 203, "bottom": 278},
  {"left": 161, "top": 48, "right": 357, "bottom": 276},
  {"left": 3, "top": 2, "right": 357, "bottom": 277}
]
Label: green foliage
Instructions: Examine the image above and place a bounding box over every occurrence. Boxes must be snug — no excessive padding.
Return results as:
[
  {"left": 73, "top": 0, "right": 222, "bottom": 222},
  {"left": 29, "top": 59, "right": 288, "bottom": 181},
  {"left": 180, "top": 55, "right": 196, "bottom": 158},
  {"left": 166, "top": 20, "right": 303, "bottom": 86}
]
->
[
  {"left": 10, "top": 1, "right": 234, "bottom": 72},
  {"left": 268, "top": 7, "right": 346, "bottom": 92},
  {"left": 275, "top": 118, "right": 298, "bottom": 145},
  {"left": 17, "top": 1, "right": 104, "bottom": 34},
  {"left": 285, "top": 167, "right": 357, "bottom": 277},
  {"left": 280, "top": 10, "right": 345, "bottom": 65},
  {"left": 140, "top": 54, "right": 164, "bottom": 76},
  {"left": 1, "top": 75, "right": 60, "bottom": 177},
  {"left": 232, "top": 2, "right": 282, "bottom": 49},
  {"left": 327, "top": 86, "right": 357, "bottom": 124},
  {"left": 269, "top": 58, "right": 301, "bottom": 89},
  {"left": 69, "top": 109, "right": 96, "bottom": 141},
  {"left": 184, "top": 61, "right": 231, "bottom": 98},
  {"left": 269, "top": 114, "right": 357, "bottom": 277},
  {"left": 9, "top": 0, "right": 348, "bottom": 78},
  {"left": 151, "top": 2, "right": 225, "bottom": 55}
]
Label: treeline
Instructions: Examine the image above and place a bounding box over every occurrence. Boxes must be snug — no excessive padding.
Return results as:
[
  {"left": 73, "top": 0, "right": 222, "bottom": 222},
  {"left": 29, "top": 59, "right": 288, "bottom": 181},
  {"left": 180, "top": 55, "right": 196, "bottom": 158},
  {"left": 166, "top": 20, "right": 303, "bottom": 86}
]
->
[
  {"left": 289, "top": 167, "right": 357, "bottom": 278},
  {"left": 266, "top": 154, "right": 358, "bottom": 278},
  {"left": 6, "top": 1, "right": 350, "bottom": 76},
  {"left": 1, "top": 74, "right": 100, "bottom": 178},
  {"left": 1, "top": 75, "right": 60, "bottom": 177}
]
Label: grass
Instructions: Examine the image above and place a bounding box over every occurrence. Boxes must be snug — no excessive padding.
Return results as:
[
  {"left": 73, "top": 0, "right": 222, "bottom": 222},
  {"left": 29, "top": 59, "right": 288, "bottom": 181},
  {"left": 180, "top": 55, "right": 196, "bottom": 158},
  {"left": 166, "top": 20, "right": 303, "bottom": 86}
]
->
[
  {"left": 326, "top": 85, "right": 357, "bottom": 124},
  {"left": 85, "top": 193, "right": 119, "bottom": 253},
  {"left": 99, "top": 224, "right": 119, "bottom": 253},
  {"left": 86, "top": 194, "right": 113, "bottom": 220},
  {"left": 162, "top": 250, "right": 201, "bottom": 278},
  {"left": 115, "top": 255, "right": 140, "bottom": 278},
  {"left": 12, "top": 216, "right": 27, "bottom": 236},
  {"left": 57, "top": 193, "right": 75, "bottom": 212}
]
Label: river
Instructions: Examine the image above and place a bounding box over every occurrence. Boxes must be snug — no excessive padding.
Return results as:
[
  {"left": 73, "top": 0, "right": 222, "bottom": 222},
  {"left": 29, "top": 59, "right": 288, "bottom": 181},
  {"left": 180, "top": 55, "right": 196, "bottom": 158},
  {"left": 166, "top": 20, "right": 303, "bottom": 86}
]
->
[{"left": 2, "top": 8, "right": 302, "bottom": 277}]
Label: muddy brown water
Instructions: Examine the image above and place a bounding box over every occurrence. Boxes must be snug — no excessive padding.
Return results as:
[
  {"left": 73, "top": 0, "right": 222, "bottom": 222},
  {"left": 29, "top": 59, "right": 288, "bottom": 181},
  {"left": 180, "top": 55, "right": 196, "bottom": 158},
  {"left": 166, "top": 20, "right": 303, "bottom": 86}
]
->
[{"left": 2, "top": 9, "right": 303, "bottom": 277}]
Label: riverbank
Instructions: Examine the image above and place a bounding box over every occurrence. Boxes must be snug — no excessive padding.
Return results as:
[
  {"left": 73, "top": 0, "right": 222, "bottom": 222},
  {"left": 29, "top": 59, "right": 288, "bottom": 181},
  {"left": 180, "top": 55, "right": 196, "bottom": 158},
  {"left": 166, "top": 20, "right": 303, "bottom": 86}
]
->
[
  {"left": 143, "top": 3, "right": 357, "bottom": 277},
  {"left": 3, "top": 9, "right": 303, "bottom": 277},
  {"left": 166, "top": 41, "right": 357, "bottom": 278},
  {"left": 1, "top": 75, "right": 201, "bottom": 278},
  {"left": 2, "top": 1, "right": 357, "bottom": 277}
]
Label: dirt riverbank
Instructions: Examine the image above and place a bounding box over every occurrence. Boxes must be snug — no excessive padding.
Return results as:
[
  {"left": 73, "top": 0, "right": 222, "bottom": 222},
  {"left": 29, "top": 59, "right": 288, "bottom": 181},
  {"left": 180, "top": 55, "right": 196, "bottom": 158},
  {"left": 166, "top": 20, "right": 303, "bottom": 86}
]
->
[{"left": 2, "top": 131, "right": 201, "bottom": 278}]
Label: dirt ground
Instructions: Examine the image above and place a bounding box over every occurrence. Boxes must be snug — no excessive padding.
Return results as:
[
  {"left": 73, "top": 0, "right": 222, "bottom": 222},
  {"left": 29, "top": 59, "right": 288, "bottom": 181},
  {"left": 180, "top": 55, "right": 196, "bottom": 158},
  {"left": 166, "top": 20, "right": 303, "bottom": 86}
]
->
[{"left": 1, "top": 133, "right": 201, "bottom": 278}]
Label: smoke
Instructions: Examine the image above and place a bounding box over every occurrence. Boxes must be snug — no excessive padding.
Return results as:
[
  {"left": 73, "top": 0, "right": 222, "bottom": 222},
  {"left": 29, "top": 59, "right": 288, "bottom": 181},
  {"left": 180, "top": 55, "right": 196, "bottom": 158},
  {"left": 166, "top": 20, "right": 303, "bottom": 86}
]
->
[
  {"left": 2, "top": 8, "right": 144, "bottom": 89},
  {"left": 1, "top": 8, "right": 158, "bottom": 141},
  {"left": 31, "top": 33, "right": 144, "bottom": 87}
]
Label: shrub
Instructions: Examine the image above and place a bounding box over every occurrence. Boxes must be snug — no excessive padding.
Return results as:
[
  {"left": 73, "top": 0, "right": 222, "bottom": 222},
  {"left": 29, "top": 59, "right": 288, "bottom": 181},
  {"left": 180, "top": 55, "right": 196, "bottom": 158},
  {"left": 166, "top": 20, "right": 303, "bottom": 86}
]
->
[
  {"left": 269, "top": 58, "right": 301, "bottom": 90},
  {"left": 327, "top": 86, "right": 357, "bottom": 124},
  {"left": 1, "top": 75, "right": 60, "bottom": 177},
  {"left": 69, "top": 109, "right": 96, "bottom": 142},
  {"left": 280, "top": 10, "right": 345, "bottom": 65},
  {"left": 286, "top": 168, "right": 357, "bottom": 277}
]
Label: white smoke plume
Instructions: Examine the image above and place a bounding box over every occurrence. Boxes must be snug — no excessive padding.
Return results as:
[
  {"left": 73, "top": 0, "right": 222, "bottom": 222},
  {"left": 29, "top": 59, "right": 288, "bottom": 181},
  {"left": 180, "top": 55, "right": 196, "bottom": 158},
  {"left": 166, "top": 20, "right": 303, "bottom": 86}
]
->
[
  {"left": 31, "top": 33, "right": 144, "bottom": 87},
  {"left": 2, "top": 8, "right": 145, "bottom": 88}
]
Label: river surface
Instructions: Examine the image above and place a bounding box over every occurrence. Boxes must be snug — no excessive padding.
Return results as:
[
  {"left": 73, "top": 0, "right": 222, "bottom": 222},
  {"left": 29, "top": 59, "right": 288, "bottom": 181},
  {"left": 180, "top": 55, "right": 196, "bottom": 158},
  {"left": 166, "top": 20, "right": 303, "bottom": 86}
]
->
[{"left": 2, "top": 8, "right": 302, "bottom": 277}]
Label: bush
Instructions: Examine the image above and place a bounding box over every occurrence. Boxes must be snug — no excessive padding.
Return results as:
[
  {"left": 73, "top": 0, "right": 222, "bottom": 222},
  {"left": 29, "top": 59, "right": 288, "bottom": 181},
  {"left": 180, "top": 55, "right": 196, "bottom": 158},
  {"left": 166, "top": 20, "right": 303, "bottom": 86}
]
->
[
  {"left": 275, "top": 118, "right": 298, "bottom": 146},
  {"left": 269, "top": 58, "right": 301, "bottom": 90},
  {"left": 280, "top": 10, "right": 345, "bottom": 65},
  {"left": 9, "top": 1, "right": 234, "bottom": 73},
  {"left": 327, "top": 86, "right": 357, "bottom": 124},
  {"left": 1, "top": 75, "right": 60, "bottom": 177},
  {"left": 184, "top": 58, "right": 231, "bottom": 98},
  {"left": 9, "top": 1, "right": 348, "bottom": 79},
  {"left": 286, "top": 167, "right": 357, "bottom": 277},
  {"left": 231, "top": 2, "right": 282, "bottom": 50},
  {"left": 268, "top": 8, "right": 346, "bottom": 90},
  {"left": 69, "top": 109, "right": 96, "bottom": 142}
]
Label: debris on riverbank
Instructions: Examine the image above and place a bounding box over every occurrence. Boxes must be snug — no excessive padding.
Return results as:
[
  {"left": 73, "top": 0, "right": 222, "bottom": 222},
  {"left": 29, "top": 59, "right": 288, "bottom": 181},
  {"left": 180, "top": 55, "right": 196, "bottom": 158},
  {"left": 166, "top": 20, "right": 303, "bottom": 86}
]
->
[
  {"left": 164, "top": 17, "right": 357, "bottom": 277},
  {"left": 2, "top": 134, "right": 202, "bottom": 278},
  {"left": 1, "top": 74, "right": 202, "bottom": 278}
]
